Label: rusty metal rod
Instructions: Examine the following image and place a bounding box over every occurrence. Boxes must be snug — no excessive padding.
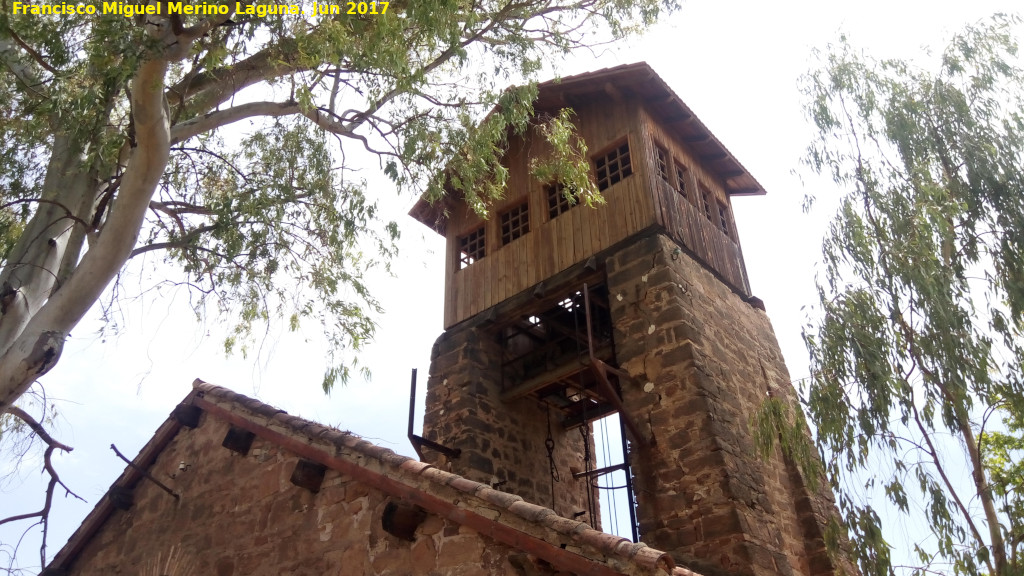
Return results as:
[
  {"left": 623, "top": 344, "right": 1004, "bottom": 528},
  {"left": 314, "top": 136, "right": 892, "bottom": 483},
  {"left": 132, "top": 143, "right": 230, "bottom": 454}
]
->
[
  {"left": 408, "top": 368, "right": 421, "bottom": 460},
  {"left": 582, "top": 284, "right": 646, "bottom": 445},
  {"left": 407, "top": 368, "right": 461, "bottom": 459},
  {"left": 110, "top": 444, "right": 179, "bottom": 499},
  {"left": 572, "top": 462, "right": 628, "bottom": 480}
]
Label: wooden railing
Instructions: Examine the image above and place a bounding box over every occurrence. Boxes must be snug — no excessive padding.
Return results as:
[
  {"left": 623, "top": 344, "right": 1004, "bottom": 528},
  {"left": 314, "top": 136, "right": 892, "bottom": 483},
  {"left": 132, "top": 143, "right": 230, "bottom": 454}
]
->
[{"left": 655, "top": 180, "right": 751, "bottom": 297}]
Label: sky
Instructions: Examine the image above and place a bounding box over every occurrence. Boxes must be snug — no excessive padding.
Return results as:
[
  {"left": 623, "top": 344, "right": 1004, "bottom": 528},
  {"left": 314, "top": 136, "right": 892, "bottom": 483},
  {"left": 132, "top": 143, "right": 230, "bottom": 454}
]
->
[{"left": 2, "top": 0, "right": 1022, "bottom": 573}]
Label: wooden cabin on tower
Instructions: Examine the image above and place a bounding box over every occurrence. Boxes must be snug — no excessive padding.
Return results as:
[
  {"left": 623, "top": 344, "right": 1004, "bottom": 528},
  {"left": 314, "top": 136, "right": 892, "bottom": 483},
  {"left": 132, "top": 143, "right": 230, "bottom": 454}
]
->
[
  {"left": 411, "top": 63, "right": 760, "bottom": 330},
  {"left": 410, "top": 63, "right": 852, "bottom": 576}
]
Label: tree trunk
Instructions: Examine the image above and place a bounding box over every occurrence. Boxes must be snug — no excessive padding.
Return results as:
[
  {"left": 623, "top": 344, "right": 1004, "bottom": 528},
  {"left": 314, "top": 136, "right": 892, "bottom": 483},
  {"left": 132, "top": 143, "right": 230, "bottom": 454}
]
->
[
  {"left": 0, "top": 57, "right": 171, "bottom": 412},
  {"left": 0, "top": 134, "right": 94, "bottom": 356},
  {"left": 959, "top": 415, "right": 1008, "bottom": 575}
]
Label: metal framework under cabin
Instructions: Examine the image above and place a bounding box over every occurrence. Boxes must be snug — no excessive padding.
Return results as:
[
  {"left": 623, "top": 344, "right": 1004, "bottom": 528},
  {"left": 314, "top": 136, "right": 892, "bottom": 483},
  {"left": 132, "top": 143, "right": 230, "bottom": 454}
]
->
[{"left": 493, "top": 281, "right": 640, "bottom": 542}]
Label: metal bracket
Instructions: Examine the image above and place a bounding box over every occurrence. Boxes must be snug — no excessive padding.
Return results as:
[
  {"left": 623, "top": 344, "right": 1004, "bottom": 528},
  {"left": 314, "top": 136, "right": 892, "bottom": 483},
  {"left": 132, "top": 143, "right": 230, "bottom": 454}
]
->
[{"left": 407, "top": 368, "right": 462, "bottom": 460}]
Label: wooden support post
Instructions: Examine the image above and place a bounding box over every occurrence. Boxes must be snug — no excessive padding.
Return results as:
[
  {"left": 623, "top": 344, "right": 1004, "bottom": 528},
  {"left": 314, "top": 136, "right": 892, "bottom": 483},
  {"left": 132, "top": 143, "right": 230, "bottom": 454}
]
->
[
  {"left": 290, "top": 459, "right": 327, "bottom": 493},
  {"left": 172, "top": 403, "right": 202, "bottom": 428},
  {"left": 108, "top": 486, "right": 134, "bottom": 511},
  {"left": 381, "top": 500, "right": 427, "bottom": 541},
  {"left": 222, "top": 426, "right": 256, "bottom": 456}
]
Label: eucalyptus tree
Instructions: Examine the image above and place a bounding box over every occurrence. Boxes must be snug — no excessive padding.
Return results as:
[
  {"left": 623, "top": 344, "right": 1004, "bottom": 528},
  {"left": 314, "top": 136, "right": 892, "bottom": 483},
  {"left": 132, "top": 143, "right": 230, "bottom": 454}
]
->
[
  {"left": 0, "top": 0, "right": 665, "bottom": 409},
  {"left": 771, "top": 14, "right": 1024, "bottom": 576},
  {"left": 0, "top": 0, "right": 670, "bottom": 563}
]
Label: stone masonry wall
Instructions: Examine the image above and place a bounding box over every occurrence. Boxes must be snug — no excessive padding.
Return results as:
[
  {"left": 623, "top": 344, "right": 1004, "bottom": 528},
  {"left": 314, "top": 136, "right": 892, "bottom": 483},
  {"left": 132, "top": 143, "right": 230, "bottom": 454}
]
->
[
  {"left": 422, "top": 326, "right": 599, "bottom": 526},
  {"left": 606, "top": 233, "right": 839, "bottom": 576},
  {"left": 67, "top": 412, "right": 560, "bottom": 576}
]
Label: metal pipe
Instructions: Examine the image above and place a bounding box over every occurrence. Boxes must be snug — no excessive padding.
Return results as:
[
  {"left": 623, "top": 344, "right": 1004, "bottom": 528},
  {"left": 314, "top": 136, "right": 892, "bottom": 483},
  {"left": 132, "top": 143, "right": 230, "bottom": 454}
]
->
[
  {"left": 110, "top": 444, "right": 178, "bottom": 499},
  {"left": 406, "top": 368, "right": 461, "bottom": 459},
  {"left": 407, "top": 368, "right": 422, "bottom": 460},
  {"left": 582, "top": 284, "right": 646, "bottom": 445},
  {"left": 619, "top": 414, "right": 639, "bottom": 543},
  {"left": 572, "top": 462, "right": 628, "bottom": 480}
]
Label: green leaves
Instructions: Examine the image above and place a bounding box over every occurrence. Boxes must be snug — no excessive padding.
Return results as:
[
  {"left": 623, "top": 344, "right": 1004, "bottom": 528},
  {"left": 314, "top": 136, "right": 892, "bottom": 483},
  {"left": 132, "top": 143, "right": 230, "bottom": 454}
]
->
[
  {"left": 2, "top": 0, "right": 677, "bottom": 394},
  {"left": 530, "top": 108, "right": 601, "bottom": 209},
  {"left": 154, "top": 121, "right": 397, "bottom": 392},
  {"left": 797, "top": 14, "right": 1024, "bottom": 576}
]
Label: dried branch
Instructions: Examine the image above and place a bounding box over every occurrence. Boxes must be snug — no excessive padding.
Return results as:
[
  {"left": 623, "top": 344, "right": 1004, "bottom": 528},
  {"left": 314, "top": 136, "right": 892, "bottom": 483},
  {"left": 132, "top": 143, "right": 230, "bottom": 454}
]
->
[{"left": 0, "top": 406, "right": 83, "bottom": 569}]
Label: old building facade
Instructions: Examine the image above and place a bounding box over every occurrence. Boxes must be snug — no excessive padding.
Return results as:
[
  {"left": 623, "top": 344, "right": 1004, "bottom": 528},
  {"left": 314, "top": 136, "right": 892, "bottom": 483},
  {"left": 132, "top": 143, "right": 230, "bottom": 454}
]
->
[{"left": 44, "top": 382, "right": 690, "bottom": 576}]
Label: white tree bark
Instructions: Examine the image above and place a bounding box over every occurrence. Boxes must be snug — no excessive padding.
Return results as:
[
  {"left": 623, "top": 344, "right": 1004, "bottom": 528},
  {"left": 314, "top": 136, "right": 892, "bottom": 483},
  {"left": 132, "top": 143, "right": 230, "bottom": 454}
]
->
[
  {"left": 0, "top": 134, "right": 93, "bottom": 360},
  {"left": 0, "top": 57, "right": 171, "bottom": 412}
]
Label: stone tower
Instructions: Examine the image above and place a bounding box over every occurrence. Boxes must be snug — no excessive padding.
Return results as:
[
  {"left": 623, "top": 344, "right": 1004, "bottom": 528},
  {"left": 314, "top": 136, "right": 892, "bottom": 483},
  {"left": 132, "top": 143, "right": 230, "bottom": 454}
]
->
[{"left": 410, "top": 63, "right": 845, "bottom": 576}]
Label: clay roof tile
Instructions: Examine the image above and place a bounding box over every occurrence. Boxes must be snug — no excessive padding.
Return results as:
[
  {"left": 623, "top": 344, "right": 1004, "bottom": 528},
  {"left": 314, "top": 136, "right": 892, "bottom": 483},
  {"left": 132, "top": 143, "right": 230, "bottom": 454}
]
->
[
  {"left": 474, "top": 487, "right": 522, "bottom": 509},
  {"left": 446, "top": 475, "right": 486, "bottom": 495},
  {"left": 579, "top": 529, "right": 629, "bottom": 555},
  {"left": 630, "top": 546, "right": 676, "bottom": 572},
  {"left": 507, "top": 501, "right": 556, "bottom": 524},
  {"left": 398, "top": 459, "right": 433, "bottom": 475}
]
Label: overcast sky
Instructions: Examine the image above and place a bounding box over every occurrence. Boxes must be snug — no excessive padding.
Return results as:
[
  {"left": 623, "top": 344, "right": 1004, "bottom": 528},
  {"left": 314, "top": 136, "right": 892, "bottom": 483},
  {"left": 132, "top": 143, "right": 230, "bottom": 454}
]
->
[{"left": 2, "top": 1, "right": 1021, "bottom": 573}]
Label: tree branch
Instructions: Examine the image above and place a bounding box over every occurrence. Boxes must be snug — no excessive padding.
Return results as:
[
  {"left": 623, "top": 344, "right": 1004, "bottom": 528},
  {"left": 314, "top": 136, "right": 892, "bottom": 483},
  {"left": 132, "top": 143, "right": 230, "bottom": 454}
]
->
[
  {"left": 5, "top": 28, "right": 58, "bottom": 75},
  {"left": 130, "top": 224, "right": 217, "bottom": 259},
  {"left": 0, "top": 406, "right": 83, "bottom": 569},
  {"left": 0, "top": 56, "right": 171, "bottom": 411},
  {"left": 170, "top": 101, "right": 304, "bottom": 144}
]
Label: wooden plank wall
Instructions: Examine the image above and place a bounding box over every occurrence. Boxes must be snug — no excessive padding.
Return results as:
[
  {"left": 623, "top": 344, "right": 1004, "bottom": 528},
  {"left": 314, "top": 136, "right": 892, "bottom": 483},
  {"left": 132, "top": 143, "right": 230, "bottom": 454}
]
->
[
  {"left": 639, "top": 107, "right": 751, "bottom": 296},
  {"left": 443, "top": 97, "right": 657, "bottom": 328}
]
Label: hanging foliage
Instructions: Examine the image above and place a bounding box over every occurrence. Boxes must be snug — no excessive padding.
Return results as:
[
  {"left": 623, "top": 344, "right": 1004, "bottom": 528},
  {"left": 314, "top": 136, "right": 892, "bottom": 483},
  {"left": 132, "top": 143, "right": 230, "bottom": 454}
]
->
[{"left": 759, "top": 14, "right": 1024, "bottom": 576}]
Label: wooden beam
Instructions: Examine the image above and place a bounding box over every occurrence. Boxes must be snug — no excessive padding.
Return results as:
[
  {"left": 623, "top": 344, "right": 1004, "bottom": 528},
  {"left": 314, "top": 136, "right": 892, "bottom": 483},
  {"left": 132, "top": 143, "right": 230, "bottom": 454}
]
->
[
  {"left": 501, "top": 344, "right": 613, "bottom": 401},
  {"left": 728, "top": 187, "right": 765, "bottom": 196},
  {"left": 290, "top": 459, "right": 328, "bottom": 493},
  {"left": 664, "top": 112, "right": 693, "bottom": 123},
  {"left": 470, "top": 263, "right": 604, "bottom": 334},
  {"left": 603, "top": 82, "right": 624, "bottom": 102},
  {"left": 563, "top": 403, "right": 618, "bottom": 430},
  {"left": 172, "top": 403, "right": 202, "bottom": 428},
  {"left": 222, "top": 426, "right": 256, "bottom": 456},
  {"left": 701, "top": 152, "right": 729, "bottom": 162},
  {"left": 108, "top": 487, "right": 134, "bottom": 511}
]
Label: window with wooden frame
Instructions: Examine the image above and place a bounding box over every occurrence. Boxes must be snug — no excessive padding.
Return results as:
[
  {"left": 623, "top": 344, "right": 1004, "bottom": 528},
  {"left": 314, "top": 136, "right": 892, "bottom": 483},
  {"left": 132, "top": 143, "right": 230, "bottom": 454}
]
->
[
  {"left": 594, "top": 141, "right": 633, "bottom": 191},
  {"left": 654, "top": 141, "right": 691, "bottom": 202},
  {"left": 457, "top": 226, "right": 486, "bottom": 269},
  {"left": 699, "top": 185, "right": 713, "bottom": 222},
  {"left": 674, "top": 163, "right": 690, "bottom": 201},
  {"left": 500, "top": 201, "right": 530, "bottom": 245},
  {"left": 545, "top": 182, "right": 575, "bottom": 219},
  {"left": 717, "top": 201, "right": 732, "bottom": 238},
  {"left": 655, "top": 145, "right": 671, "bottom": 182}
]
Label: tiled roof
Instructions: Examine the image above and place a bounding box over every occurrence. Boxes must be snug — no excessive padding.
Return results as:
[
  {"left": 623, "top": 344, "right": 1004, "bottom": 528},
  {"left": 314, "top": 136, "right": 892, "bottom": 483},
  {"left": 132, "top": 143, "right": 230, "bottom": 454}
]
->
[{"left": 47, "top": 379, "right": 704, "bottom": 576}]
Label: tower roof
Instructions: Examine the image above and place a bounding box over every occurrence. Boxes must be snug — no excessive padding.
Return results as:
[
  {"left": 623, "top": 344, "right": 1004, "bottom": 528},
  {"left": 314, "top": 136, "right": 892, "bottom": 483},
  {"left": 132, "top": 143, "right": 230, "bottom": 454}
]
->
[{"left": 409, "top": 62, "right": 766, "bottom": 234}]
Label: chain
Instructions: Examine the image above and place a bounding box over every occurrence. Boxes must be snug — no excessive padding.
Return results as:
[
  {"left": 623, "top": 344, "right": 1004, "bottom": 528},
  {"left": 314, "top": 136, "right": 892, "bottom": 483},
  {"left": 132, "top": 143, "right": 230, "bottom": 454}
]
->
[{"left": 546, "top": 409, "right": 560, "bottom": 483}]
